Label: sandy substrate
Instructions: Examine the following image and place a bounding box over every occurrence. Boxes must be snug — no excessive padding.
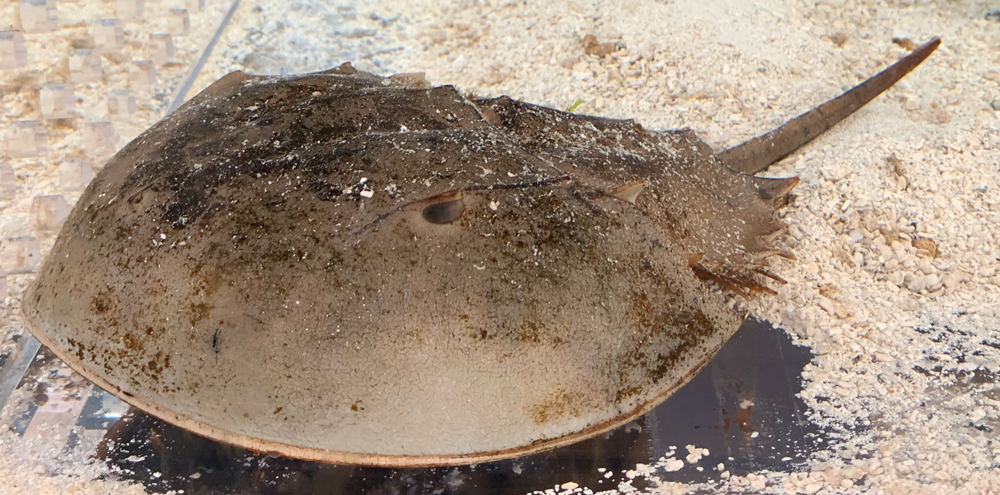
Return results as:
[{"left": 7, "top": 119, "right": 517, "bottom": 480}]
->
[{"left": 2, "top": 0, "right": 1000, "bottom": 493}]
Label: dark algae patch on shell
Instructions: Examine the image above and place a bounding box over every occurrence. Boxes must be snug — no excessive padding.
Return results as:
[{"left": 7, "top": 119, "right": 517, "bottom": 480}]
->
[{"left": 20, "top": 38, "right": 940, "bottom": 466}]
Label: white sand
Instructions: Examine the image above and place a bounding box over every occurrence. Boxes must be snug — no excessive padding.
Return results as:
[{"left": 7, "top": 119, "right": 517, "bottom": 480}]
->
[{"left": 3, "top": 0, "right": 1000, "bottom": 493}]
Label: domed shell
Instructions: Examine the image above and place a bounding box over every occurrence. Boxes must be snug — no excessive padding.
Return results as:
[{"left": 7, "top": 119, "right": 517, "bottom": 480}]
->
[{"left": 20, "top": 66, "right": 742, "bottom": 465}]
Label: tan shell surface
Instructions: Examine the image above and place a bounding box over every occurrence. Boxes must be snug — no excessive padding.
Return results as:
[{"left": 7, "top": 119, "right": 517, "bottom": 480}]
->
[{"left": 21, "top": 67, "right": 757, "bottom": 465}]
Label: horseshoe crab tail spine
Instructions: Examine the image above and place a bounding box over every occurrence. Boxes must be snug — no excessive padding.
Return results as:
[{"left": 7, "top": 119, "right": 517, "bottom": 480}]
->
[{"left": 718, "top": 36, "right": 941, "bottom": 176}]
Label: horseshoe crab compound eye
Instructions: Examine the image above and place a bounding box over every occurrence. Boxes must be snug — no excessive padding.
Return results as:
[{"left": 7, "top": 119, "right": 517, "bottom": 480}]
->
[{"left": 421, "top": 196, "right": 465, "bottom": 224}]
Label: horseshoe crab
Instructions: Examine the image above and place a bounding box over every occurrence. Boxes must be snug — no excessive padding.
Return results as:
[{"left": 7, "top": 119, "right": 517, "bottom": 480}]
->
[{"left": 20, "top": 38, "right": 939, "bottom": 466}]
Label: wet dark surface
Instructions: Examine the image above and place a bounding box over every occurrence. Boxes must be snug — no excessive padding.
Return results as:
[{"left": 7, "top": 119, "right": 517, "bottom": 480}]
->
[{"left": 90, "top": 319, "right": 820, "bottom": 494}]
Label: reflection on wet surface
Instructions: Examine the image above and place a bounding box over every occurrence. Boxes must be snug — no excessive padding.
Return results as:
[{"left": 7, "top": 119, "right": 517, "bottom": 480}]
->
[
  {"left": 99, "top": 409, "right": 655, "bottom": 494},
  {"left": 82, "top": 319, "right": 818, "bottom": 494}
]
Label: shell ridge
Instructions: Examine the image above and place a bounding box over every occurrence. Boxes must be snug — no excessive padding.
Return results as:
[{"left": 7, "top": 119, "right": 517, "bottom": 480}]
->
[{"left": 352, "top": 175, "right": 575, "bottom": 235}]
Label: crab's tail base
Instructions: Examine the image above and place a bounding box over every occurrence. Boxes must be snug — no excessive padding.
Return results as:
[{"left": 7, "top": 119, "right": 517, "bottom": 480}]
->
[{"left": 718, "top": 36, "right": 940, "bottom": 176}]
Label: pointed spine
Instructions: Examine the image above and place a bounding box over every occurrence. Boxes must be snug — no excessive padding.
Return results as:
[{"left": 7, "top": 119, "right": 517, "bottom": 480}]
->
[{"left": 718, "top": 37, "right": 940, "bottom": 175}]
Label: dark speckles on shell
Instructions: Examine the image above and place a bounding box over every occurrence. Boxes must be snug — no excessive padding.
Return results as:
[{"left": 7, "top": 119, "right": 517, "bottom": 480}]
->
[{"left": 20, "top": 39, "right": 940, "bottom": 467}]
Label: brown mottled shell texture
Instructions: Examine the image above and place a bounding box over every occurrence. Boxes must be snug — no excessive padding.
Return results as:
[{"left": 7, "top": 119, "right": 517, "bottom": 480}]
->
[{"left": 21, "top": 39, "right": 939, "bottom": 466}]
